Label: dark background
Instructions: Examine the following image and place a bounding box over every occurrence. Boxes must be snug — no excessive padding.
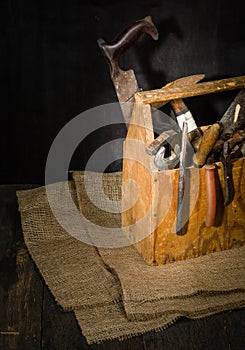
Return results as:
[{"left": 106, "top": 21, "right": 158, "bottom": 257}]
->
[{"left": 1, "top": 0, "right": 244, "bottom": 184}]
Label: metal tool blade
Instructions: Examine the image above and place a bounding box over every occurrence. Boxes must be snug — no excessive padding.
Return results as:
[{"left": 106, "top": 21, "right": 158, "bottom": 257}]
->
[
  {"left": 176, "top": 121, "right": 188, "bottom": 235},
  {"left": 112, "top": 69, "right": 139, "bottom": 125}
]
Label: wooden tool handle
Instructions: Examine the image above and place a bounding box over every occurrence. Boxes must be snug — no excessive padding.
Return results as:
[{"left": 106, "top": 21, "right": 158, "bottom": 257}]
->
[
  {"left": 97, "top": 16, "right": 158, "bottom": 77},
  {"left": 152, "top": 74, "right": 205, "bottom": 109},
  {"left": 170, "top": 99, "right": 188, "bottom": 114},
  {"left": 193, "top": 123, "right": 221, "bottom": 167},
  {"left": 137, "top": 76, "right": 245, "bottom": 105},
  {"left": 204, "top": 164, "right": 217, "bottom": 227}
]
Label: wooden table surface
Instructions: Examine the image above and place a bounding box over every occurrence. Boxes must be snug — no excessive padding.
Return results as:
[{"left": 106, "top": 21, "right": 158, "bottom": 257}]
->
[{"left": 0, "top": 185, "right": 244, "bottom": 350}]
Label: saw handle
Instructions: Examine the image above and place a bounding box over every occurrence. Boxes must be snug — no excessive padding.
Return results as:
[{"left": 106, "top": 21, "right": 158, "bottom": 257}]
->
[{"left": 97, "top": 16, "right": 158, "bottom": 77}]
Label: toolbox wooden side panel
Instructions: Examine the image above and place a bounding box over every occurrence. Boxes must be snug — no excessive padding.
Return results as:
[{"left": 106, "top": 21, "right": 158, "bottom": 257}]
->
[
  {"left": 122, "top": 101, "right": 245, "bottom": 266},
  {"left": 152, "top": 158, "right": 245, "bottom": 265},
  {"left": 122, "top": 100, "right": 155, "bottom": 262}
]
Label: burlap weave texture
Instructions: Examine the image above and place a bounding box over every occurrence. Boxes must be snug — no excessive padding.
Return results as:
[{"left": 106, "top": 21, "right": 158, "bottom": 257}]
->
[{"left": 16, "top": 172, "right": 245, "bottom": 344}]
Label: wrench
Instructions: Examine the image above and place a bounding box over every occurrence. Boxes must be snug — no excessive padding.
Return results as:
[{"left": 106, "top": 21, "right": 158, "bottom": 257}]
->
[{"left": 154, "top": 143, "right": 180, "bottom": 170}]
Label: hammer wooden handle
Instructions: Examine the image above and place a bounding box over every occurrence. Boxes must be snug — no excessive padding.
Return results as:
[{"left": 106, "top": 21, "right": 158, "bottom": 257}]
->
[
  {"left": 193, "top": 123, "right": 221, "bottom": 167},
  {"left": 170, "top": 98, "right": 203, "bottom": 151},
  {"left": 170, "top": 98, "right": 188, "bottom": 114}
]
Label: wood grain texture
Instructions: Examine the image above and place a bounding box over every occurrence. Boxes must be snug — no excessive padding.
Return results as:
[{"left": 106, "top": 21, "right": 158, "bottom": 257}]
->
[
  {"left": 42, "top": 286, "right": 85, "bottom": 350},
  {"left": 142, "top": 315, "right": 230, "bottom": 350},
  {"left": 204, "top": 164, "right": 217, "bottom": 227},
  {"left": 122, "top": 98, "right": 156, "bottom": 263},
  {"left": 0, "top": 185, "right": 43, "bottom": 350},
  {"left": 122, "top": 101, "right": 245, "bottom": 266},
  {"left": 152, "top": 74, "right": 205, "bottom": 109},
  {"left": 137, "top": 75, "right": 245, "bottom": 106}
]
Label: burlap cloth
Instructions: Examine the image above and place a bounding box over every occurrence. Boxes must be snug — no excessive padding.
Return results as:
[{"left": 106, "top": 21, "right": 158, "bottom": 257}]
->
[{"left": 16, "top": 172, "right": 245, "bottom": 344}]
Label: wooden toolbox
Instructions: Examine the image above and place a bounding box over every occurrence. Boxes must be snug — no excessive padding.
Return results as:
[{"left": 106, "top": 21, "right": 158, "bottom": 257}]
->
[{"left": 122, "top": 90, "right": 245, "bottom": 266}]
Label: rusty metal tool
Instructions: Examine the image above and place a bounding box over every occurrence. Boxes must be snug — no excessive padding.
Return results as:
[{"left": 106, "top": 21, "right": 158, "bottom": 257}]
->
[
  {"left": 207, "top": 90, "right": 245, "bottom": 161},
  {"left": 146, "top": 129, "right": 178, "bottom": 155},
  {"left": 203, "top": 131, "right": 238, "bottom": 227},
  {"left": 154, "top": 143, "right": 180, "bottom": 170},
  {"left": 97, "top": 16, "right": 158, "bottom": 125},
  {"left": 211, "top": 130, "right": 245, "bottom": 157},
  {"left": 219, "top": 89, "right": 245, "bottom": 139},
  {"left": 147, "top": 75, "right": 205, "bottom": 168},
  {"left": 221, "top": 141, "right": 235, "bottom": 206},
  {"left": 227, "top": 130, "right": 245, "bottom": 150},
  {"left": 176, "top": 121, "right": 188, "bottom": 235},
  {"left": 204, "top": 93, "right": 245, "bottom": 222},
  {"left": 220, "top": 133, "right": 245, "bottom": 207},
  {"left": 240, "top": 141, "right": 245, "bottom": 156},
  {"left": 145, "top": 128, "right": 181, "bottom": 170}
]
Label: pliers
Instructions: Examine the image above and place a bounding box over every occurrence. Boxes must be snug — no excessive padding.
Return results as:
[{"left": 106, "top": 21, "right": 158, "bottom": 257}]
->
[{"left": 220, "top": 141, "right": 242, "bottom": 206}]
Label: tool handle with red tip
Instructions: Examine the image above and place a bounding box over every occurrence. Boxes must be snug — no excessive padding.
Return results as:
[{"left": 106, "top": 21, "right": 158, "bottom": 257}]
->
[{"left": 204, "top": 164, "right": 217, "bottom": 227}]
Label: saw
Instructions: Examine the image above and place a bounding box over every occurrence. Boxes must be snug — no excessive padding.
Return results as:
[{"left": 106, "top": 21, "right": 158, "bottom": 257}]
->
[{"left": 97, "top": 16, "right": 159, "bottom": 125}]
